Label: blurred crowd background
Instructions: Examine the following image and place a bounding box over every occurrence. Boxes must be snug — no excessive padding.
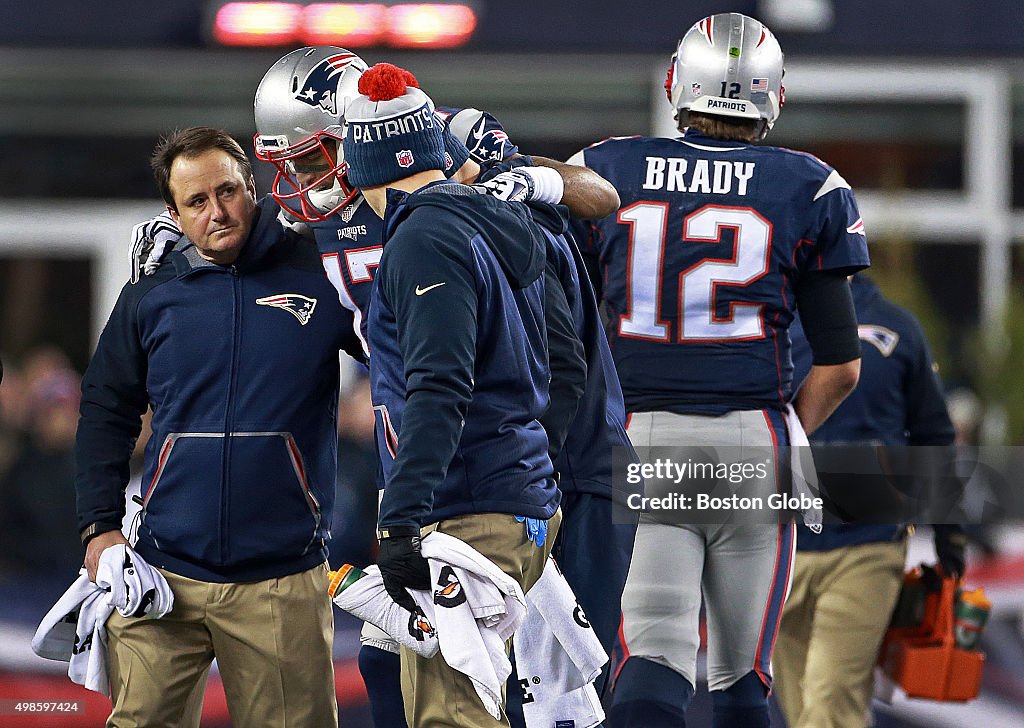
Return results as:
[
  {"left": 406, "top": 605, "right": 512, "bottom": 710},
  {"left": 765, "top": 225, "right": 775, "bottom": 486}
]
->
[{"left": 2, "top": 0, "right": 1024, "bottom": 725}]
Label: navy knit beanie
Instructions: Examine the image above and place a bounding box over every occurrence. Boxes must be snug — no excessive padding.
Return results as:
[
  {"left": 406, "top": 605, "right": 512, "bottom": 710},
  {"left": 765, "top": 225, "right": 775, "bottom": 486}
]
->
[{"left": 343, "top": 63, "right": 449, "bottom": 188}]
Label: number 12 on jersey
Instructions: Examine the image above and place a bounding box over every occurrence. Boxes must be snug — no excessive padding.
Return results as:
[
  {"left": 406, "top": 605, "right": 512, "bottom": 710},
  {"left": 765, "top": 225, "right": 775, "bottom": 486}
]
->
[{"left": 617, "top": 202, "right": 771, "bottom": 342}]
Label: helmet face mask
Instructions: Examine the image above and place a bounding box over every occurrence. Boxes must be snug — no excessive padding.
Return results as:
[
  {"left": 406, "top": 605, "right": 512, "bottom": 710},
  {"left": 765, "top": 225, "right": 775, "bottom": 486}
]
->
[
  {"left": 256, "top": 130, "right": 355, "bottom": 222},
  {"left": 667, "top": 13, "right": 785, "bottom": 140},
  {"left": 253, "top": 47, "right": 368, "bottom": 221}
]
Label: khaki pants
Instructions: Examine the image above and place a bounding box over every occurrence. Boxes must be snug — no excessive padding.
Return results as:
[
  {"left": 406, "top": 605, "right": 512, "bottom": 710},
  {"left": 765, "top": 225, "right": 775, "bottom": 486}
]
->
[
  {"left": 400, "top": 510, "right": 561, "bottom": 728},
  {"left": 774, "top": 539, "right": 907, "bottom": 728},
  {"left": 106, "top": 563, "right": 337, "bottom": 728}
]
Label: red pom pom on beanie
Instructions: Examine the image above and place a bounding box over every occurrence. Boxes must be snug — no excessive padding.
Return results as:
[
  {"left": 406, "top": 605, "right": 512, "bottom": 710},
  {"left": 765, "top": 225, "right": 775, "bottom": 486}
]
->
[{"left": 357, "top": 63, "right": 420, "bottom": 102}]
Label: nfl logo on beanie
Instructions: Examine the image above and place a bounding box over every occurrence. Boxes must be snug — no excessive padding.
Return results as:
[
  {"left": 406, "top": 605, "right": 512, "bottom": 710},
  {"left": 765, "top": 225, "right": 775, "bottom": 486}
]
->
[{"left": 343, "top": 63, "right": 448, "bottom": 188}]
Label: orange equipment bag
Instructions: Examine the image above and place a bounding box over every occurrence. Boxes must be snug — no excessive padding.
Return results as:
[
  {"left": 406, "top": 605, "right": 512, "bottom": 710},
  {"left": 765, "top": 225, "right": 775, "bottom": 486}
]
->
[{"left": 877, "top": 565, "right": 986, "bottom": 702}]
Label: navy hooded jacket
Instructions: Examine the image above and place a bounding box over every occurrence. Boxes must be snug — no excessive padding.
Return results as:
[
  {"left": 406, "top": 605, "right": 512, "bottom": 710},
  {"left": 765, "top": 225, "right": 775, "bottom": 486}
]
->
[
  {"left": 369, "top": 182, "right": 583, "bottom": 529},
  {"left": 527, "top": 202, "right": 635, "bottom": 497},
  {"left": 75, "top": 204, "right": 363, "bottom": 582},
  {"left": 791, "top": 275, "right": 955, "bottom": 551}
]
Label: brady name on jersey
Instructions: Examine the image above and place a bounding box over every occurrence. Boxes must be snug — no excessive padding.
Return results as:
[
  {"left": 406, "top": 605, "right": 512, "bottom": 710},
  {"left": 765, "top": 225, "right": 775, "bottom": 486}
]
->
[
  {"left": 641, "top": 156, "right": 756, "bottom": 195},
  {"left": 570, "top": 131, "right": 868, "bottom": 415}
]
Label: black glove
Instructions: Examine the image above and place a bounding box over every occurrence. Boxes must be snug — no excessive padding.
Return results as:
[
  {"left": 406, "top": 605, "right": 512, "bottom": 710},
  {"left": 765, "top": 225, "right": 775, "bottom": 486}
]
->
[
  {"left": 933, "top": 524, "right": 967, "bottom": 579},
  {"left": 377, "top": 533, "right": 430, "bottom": 614}
]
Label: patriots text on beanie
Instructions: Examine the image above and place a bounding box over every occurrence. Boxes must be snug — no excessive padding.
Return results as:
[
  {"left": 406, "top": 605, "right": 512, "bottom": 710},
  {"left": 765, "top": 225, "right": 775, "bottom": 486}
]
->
[{"left": 343, "top": 63, "right": 449, "bottom": 188}]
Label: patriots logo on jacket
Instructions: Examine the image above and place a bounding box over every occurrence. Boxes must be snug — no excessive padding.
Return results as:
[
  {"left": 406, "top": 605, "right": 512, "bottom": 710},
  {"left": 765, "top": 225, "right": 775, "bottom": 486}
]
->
[
  {"left": 858, "top": 324, "right": 899, "bottom": 356},
  {"left": 295, "top": 53, "right": 358, "bottom": 116},
  {"left": 256, "top": 294, "right": 317, "bottom": 325},
  {"left": 846, "top": 217, "right": 866, "bottom": 236}
]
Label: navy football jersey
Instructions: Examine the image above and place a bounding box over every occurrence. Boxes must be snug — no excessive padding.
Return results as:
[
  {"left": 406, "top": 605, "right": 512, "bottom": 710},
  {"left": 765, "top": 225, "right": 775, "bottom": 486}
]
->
[
  {"left": 570, "top": 129, "right": 870, "bottom": 414},
  {"left": 309, "top": 195, "right": 383, "bottom": 355}
]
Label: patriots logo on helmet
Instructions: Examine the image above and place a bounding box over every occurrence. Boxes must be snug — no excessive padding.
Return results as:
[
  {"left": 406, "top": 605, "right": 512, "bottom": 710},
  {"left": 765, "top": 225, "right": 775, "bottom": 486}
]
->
[
  {"left": 294, "top": 53, "right": 358, "bottom": 116},
  {"left": 396, "top": 149, "right": 415, "bottom": 168},
  {"left": 858, "top": 324, "right": 899, "bottom": 357},
  {"left": 256, "top": 294, "right": 317, "bottom": 325},
  {"left": 470, "top": 130, "right": 513, "bottom": 162},
  {"left": 468, "top": 116, "right": 514, "bottom": 162}
]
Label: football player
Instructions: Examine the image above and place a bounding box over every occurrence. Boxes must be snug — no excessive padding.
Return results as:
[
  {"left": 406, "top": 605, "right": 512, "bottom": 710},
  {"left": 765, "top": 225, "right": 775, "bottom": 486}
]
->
[
  {"left": 569, "top": 14, "right": 868, "bottom": 728},
  {"left": 131, "top": 46, "right": 629, "bottom": 728}
]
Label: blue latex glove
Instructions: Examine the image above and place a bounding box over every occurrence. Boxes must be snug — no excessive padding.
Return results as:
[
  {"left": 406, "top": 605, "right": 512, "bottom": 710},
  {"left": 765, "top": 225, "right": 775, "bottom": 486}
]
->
[{"left": 514, "top": 515, "right": 548, "bottom": 548}]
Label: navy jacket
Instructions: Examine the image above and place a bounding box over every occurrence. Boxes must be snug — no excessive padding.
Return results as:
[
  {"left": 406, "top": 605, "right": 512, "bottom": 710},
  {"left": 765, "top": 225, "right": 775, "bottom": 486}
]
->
[
  {"left": 75, "top": 205, "right": 363, "bottom": 582},
  {"left": 528, "top": 202, "right": 635, "bottom": 497},
  {"left": 369, "top": 182, "right": 577, "bottom": 529},
  {"left": 791, "top": 275, "right": 955, "bottom": 550}
]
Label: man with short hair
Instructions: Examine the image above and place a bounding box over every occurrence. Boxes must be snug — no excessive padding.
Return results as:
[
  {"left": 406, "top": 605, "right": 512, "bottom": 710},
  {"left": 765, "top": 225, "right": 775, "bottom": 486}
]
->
[
  {"left": 570, "top": 13, "right": 868, "bottom": 727},
  {"left": 129, "top": 48, "right": 624, "bottom": 728},
  {"left": 76, "top": 126, "right": 364, "bottom": 727},
  {"left": 343, "top": 62, "right": 579, "bottom": 727}
]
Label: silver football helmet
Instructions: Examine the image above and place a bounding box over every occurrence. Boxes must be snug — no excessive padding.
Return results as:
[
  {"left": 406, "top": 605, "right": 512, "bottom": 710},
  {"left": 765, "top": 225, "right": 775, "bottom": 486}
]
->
[
  {"left": 253, "top": 47, "right": 368, "bottom": 221},
  {"left": 666, "top": 13, "right": 785, "bottom": 139}
]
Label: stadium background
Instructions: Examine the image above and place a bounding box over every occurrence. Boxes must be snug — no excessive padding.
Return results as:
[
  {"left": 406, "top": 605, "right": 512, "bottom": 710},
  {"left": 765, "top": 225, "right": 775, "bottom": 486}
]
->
[{"left": 1, "top": 0, "right": 1023, "bottom": 725}]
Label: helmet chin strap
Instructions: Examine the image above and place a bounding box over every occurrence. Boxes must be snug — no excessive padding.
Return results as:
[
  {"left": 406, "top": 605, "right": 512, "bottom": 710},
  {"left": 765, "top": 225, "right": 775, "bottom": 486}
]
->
[{"left": 307, "top": 178, "right": 346, "bottom": 213}]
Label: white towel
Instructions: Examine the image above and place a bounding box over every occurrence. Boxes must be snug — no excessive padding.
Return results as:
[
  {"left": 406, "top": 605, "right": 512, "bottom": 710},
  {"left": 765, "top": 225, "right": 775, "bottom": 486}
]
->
[
  {"left": 784, "top": 404, "right": 823, "bottom": 533},
  {"left": 513, "top": 558, "right": 607, "bottom": 728},
  {"left": 96, "top": 544, "right": 175, "bottom": 618},
  {"left": 31, "top": 546, "right": 174, "bottom": 696},
  {"left": 32, "top": 572, "right": 113, "bottom": 695},
  {"left": 331, "top": 532, "right": 529, "bottom": 720},
  {"left": 411, "top": 531, "right": 528, "bottom": 721},
  {"left": 329, "top": 564, "right": 439, "bottom": 658}
]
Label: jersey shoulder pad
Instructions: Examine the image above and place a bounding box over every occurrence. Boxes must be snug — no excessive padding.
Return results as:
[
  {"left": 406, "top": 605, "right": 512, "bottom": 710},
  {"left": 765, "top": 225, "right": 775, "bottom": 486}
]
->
[
  {"left": 764, "top": 145, "right": 853, "bottom": 201},
  {"left": 568, "top": 135, "right": 646, "bottom": 165}
]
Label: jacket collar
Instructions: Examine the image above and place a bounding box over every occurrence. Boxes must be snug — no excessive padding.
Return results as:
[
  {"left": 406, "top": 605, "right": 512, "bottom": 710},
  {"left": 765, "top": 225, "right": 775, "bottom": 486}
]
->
[
  {"left": 381, "top": 180, "right": 459, "bottom": 242},
  {"left": 173, "top": 204, "right": 286, "bottom": 276}
]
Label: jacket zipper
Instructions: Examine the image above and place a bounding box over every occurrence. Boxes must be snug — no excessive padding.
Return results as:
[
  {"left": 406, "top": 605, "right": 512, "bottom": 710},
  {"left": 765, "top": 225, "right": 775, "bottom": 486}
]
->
[
  {"left": 139, "top": 433, "right": 180, "bottom": 549},
  {"left": 282, "top": 434, "right": 324, "bottom": 554},
  {"left": 220, "top": 266, "right": 242, "bottom": 564}
]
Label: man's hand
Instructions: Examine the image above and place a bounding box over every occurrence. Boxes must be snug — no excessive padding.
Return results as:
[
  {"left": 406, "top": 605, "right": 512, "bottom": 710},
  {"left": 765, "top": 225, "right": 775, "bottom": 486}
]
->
[
  {"left": 84, "top": 529, "right": 130, "bottom": 583},
  {"left": 377, "top": 535, "right": 430, "bottom": 613},
  {"left": 934, "top": 524, "right": 968, "bottom": 580},
  {"left": 130, "top": 211, "right": 181, "bottom": 283}
]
